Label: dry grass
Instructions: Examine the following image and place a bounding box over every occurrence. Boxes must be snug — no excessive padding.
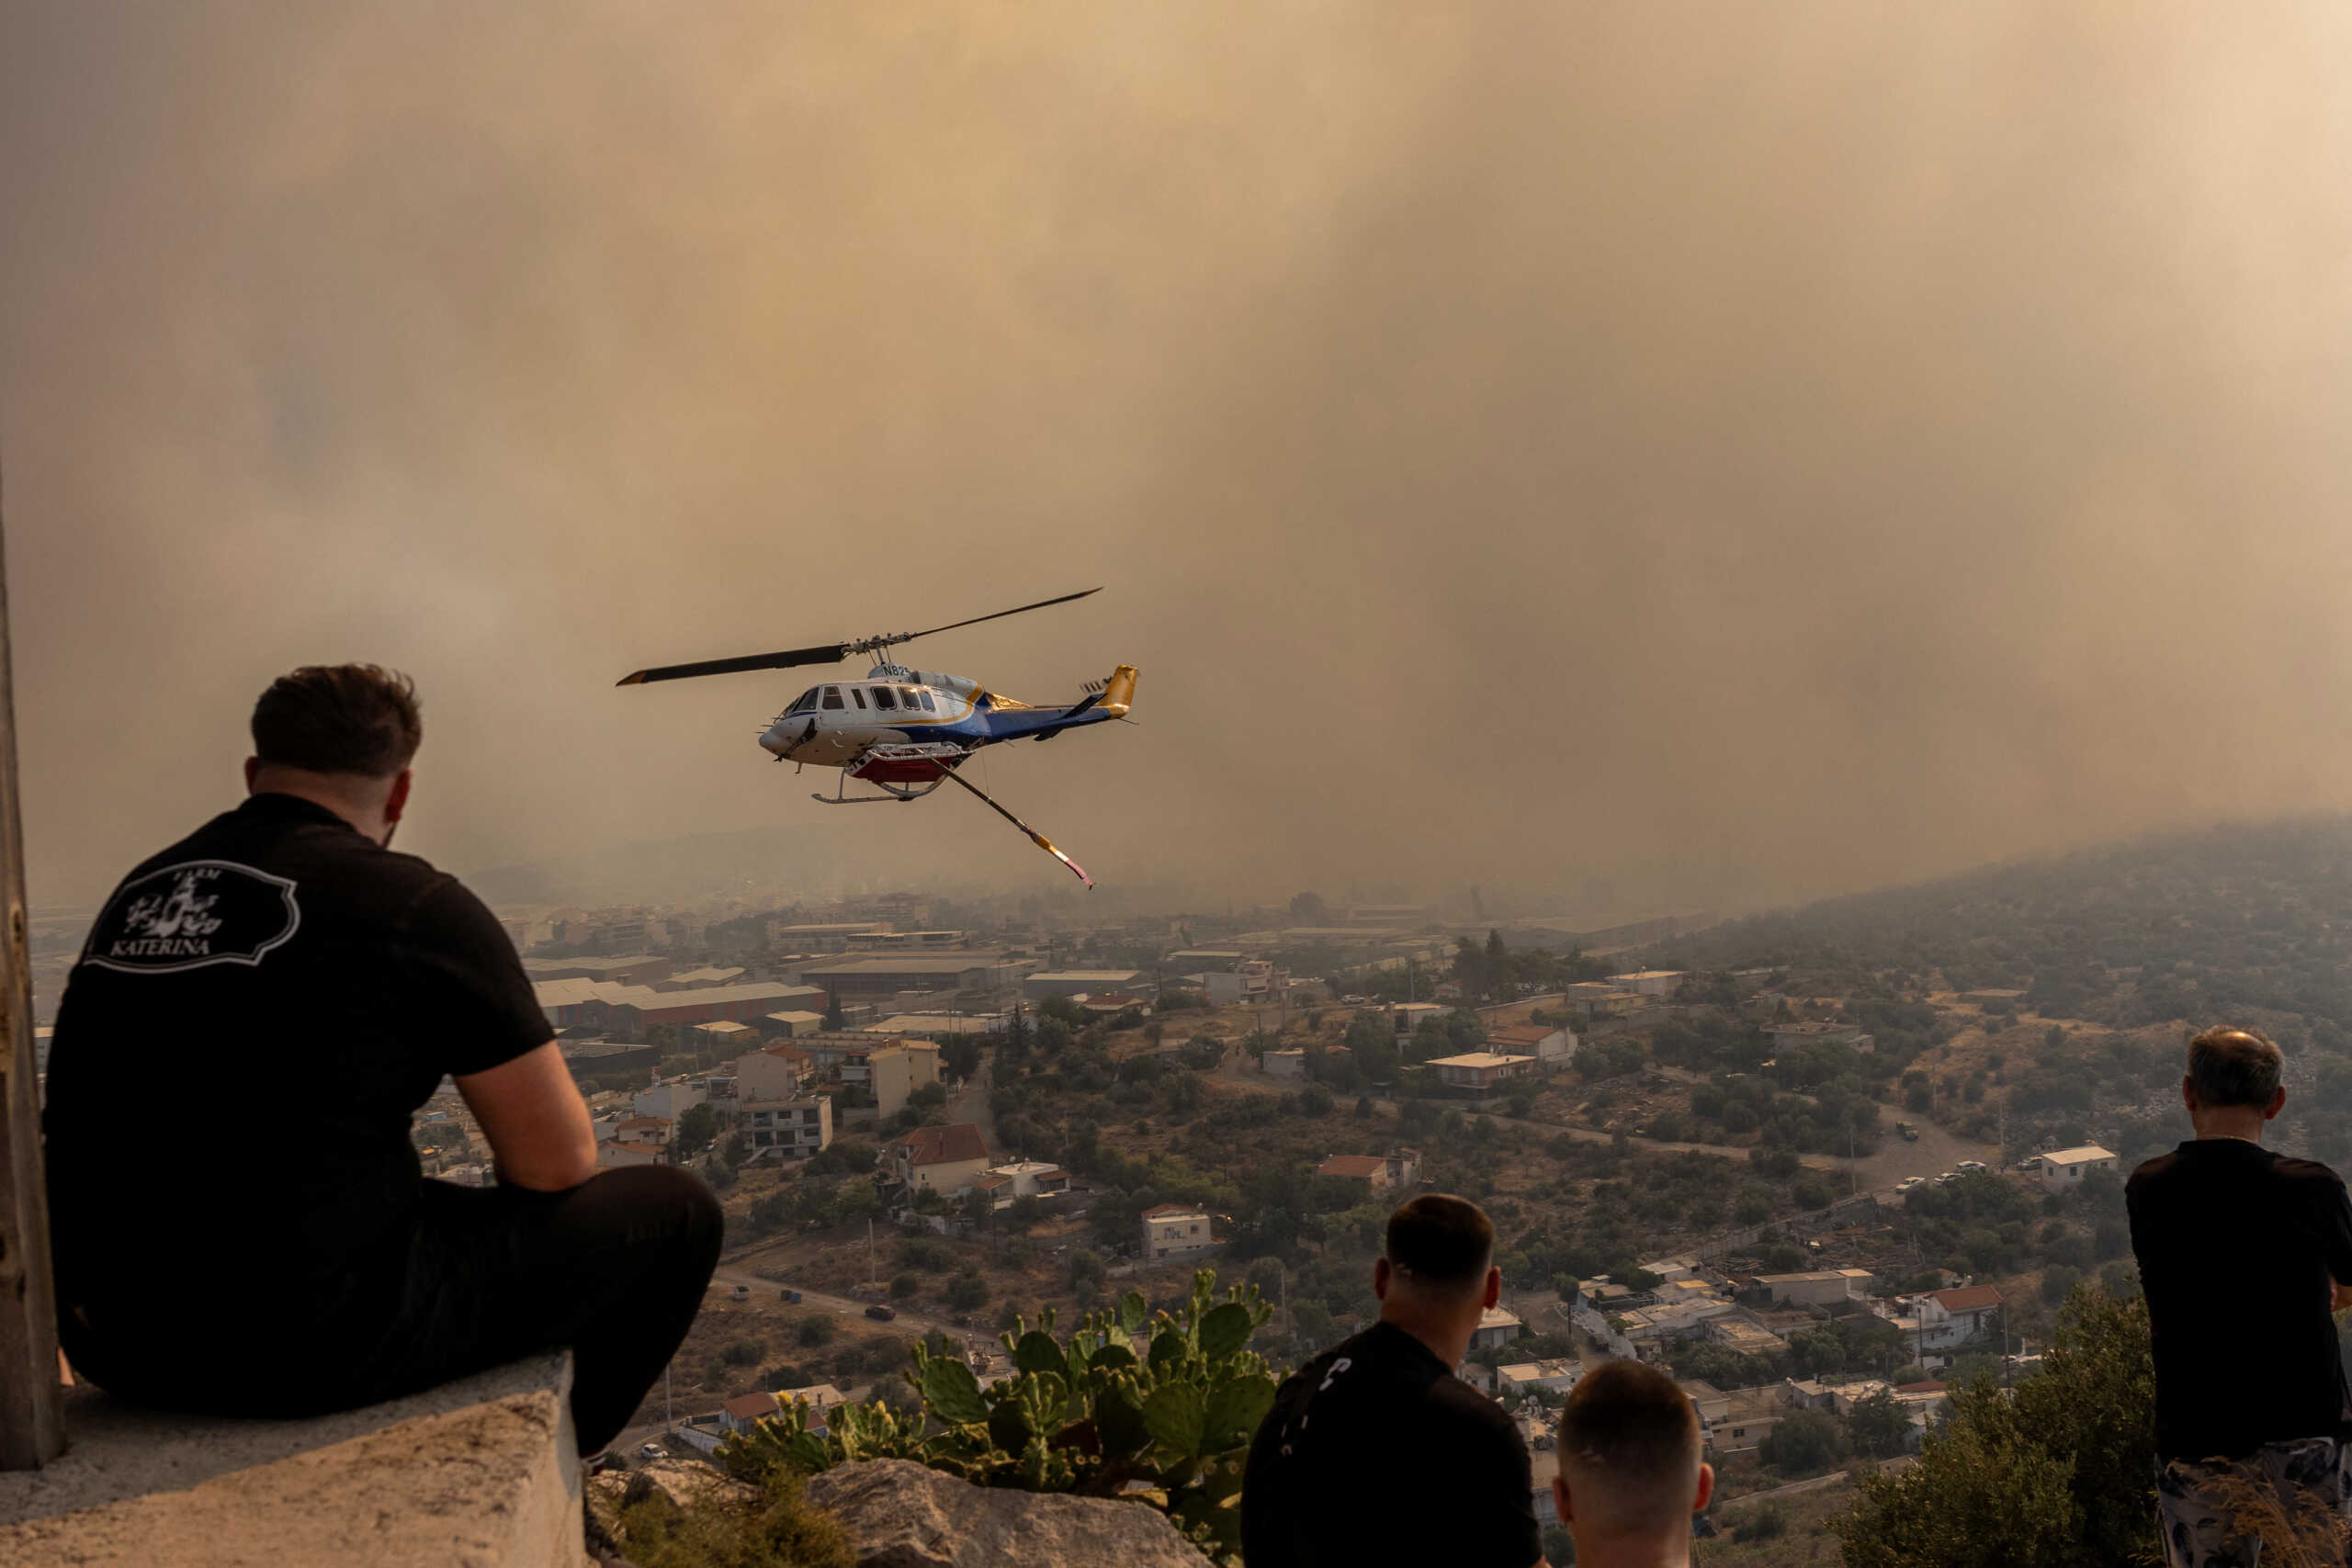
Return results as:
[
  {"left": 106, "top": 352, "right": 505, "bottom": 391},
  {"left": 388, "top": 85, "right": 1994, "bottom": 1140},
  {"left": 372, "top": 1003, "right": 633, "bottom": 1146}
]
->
[{"left": 2201, "top": 1463, "right": 2351, "bottom": 1568}]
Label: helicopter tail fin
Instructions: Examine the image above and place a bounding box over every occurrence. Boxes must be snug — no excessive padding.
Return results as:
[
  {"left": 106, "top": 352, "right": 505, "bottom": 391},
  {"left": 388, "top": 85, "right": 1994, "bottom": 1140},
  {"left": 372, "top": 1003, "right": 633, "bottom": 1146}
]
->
[{"left": 1100, "top": 664, "right": 1138, "bottom": 717}]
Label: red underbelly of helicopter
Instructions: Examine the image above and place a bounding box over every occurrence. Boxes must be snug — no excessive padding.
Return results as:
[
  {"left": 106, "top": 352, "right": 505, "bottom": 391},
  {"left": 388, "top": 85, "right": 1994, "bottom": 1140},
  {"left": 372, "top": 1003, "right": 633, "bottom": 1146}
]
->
[{"left": 849, "top": 753, "right": 956, "bottom": 784}]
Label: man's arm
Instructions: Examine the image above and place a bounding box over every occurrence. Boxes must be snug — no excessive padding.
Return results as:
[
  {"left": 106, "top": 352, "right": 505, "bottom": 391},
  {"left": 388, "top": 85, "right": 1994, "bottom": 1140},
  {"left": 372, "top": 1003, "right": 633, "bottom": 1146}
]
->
[{"left": 456, "top": 1041, "right": 599, "bottom": 1190}]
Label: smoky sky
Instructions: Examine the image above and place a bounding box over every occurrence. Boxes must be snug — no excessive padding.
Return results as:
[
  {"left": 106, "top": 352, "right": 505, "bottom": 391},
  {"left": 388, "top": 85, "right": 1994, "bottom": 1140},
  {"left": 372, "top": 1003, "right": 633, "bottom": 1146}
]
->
[{"left": 6, "top": 3, "right": 2352, "bottom": 918}]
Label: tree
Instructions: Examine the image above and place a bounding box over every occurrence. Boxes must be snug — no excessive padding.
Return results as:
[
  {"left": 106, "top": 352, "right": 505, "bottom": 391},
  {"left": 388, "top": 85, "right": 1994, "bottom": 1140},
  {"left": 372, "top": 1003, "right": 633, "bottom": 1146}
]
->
[
  {"left": 1758, "top": 1407, "right": 1848, "bottom": 1475},
  {"left": 1836, "top": 1285, "right": 2157, "bottom": 1568},
  {"left": 720, "top": 1131, "right": 750, "bottom": 1168},
  {"left": 676, "top": 1101, "right": 718, "bottom": 1155},
  {"left": 824, "top": 988, "right": 845, "bottom": 1031},
  {"left": 940, "top": 1034, "right": 982, "bottom": 1080},
  {"left": 1005, "top": 1194, "right": 1044, "bottom": 1235},
  {"left": 1847, "top": 1389, "right": 1913, "bottom": 1459},
  {"left": 945, "top": 1268, "right": 989, "bottom": 1312},
  {"left": 890, "top": 1272, "right": 920, "bottom": 1299}
]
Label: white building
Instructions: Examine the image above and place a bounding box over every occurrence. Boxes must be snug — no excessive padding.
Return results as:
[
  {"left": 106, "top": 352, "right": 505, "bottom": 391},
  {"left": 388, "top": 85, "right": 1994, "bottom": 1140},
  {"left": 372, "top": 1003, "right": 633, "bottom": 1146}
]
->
[
  {"left": 633, "top": 1079, "right": 707, "bottom": 1122},
  {"left": 1608, "top": 970, "right": 1686, "bottom": 997},
  {"left": 1487, "top": 1023, "right": 1578, "bottom": 1071},
  {"left": 2036, "top": 1145, "right": 2119, "bottom": 1191},
  {"left": 1262, "top": 1048, "right": 1306, "bottom": 1078},
  {"left": 733, "top": 1045, "right": 814, "bottom": 1102},
  {"left": 1429, "top": 1053, "right": 1533, "bottom": 1091},
  {"left": 1496, "top": 1359, "right": 1583, "bottom": 1397},
  {"left": 741, "top": 1094, "right": 832, "bottom": 1159},
  {"left": 1141, "top": 1203, "right": 1219, "bottom": 1263},
  {"left": 1470, "top": 1306, "right": 1525, "bottom": 1354}
]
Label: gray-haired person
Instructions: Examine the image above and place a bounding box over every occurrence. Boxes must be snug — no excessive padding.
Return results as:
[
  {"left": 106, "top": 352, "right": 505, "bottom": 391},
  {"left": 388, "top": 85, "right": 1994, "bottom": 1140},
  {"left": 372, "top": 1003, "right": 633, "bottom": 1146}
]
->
[{"left": 2129, "top": 1025, "right": 2352, "bottom": 1565}]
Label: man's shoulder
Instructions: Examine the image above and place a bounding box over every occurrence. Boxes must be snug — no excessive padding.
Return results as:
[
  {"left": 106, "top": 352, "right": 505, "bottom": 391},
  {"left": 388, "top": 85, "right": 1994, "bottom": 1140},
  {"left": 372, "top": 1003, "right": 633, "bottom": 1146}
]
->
[
  {"left": 1424, "top": 1367, "right": 1521, "bottom": 1435},
  {"left": 2268, "top": 1153, "right": 2347, "bottom": 1193}
]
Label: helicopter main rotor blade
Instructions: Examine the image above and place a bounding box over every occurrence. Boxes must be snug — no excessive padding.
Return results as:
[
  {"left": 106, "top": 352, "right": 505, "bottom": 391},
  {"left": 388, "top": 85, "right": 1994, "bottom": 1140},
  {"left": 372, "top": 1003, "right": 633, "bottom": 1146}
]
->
[
  {"left": 615, "top": 642, "right": 848, "bottom": 686},
  {"left": 882, "top": 587, "right": 1102, "bottom": 650}
]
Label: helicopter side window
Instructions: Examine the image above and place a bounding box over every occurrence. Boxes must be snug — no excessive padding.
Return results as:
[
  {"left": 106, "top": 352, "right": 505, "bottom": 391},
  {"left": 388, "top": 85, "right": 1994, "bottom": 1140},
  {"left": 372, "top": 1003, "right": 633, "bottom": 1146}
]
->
[
  {"left": 871, "top": 686, "right": 898, "bottom": 711},
  {"left": 820, "top": 687, "right": 844, "bottom": 709},
  {"left": 916, "top": 689, "right": 937, "bottom": 712},
  {"left": 849, "top": 687, "right": 866, "bottom": 709}
]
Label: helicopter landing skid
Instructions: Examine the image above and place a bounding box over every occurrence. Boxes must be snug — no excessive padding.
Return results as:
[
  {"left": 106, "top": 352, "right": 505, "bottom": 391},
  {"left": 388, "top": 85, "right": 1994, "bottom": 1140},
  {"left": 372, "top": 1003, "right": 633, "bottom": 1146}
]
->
[{"left": 811, "top": 744, "right": 964, "bottom": 805}]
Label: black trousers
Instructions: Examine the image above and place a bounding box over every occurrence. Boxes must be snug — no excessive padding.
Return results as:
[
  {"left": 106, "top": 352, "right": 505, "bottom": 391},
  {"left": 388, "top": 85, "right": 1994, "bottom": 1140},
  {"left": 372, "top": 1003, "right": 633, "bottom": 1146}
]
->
[{"left": 65, "top": 1167, "right": 723, "bottom": 1456}]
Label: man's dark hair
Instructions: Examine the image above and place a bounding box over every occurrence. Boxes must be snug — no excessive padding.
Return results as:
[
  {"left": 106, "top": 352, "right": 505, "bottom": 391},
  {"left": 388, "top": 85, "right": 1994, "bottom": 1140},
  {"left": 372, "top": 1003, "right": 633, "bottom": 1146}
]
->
[
  {"left": 1555, "top": 1359, "right": 1701, "bottom": 1520},
  {"left": 1384, "top": 1193, "right": 1493, "bottom": 1294},
  {"left": 2187, "top": 1026, "right": 2283, "bottom": 1110},
  {"left": 251, "top": 665, "right": 422, "bottom": 778}
]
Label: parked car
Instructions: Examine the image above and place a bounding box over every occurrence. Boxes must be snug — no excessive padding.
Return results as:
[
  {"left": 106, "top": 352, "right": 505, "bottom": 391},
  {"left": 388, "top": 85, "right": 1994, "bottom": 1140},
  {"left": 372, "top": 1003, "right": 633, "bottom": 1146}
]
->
[
  {"left": 637, "top": 1443, "right": 665, "bottom": 1461},
  {"left": 1934, "top": 1170, "right": 1960, "bottom": 1185},
  {"left": 1955, "top": 1160, "right": 1988, "bottom": 1175},
  {"left": 865, "top": 1304, "right": 898, "bottom": 1322},
  {"left": 730, "top": 1284, "right": 752, "bottom": 1302},
  {"left": 1895, "top": 1122, "right": 1920, "bottom": 1142},
  {"left": 1895, "top": 1176, "right": 1927, "bottom": 1193},
  {"left": 780, "top": 1289, "right": 802, "bottom": 1303}
]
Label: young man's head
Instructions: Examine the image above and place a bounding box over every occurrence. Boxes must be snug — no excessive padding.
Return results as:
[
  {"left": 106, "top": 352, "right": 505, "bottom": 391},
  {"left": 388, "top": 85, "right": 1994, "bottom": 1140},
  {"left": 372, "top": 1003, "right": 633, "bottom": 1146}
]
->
[
  {"left": 2181, "top": 1025, "right": 2286, "bottom": 1135},
  {"left": 1372, "top": 1194, "right": 1501, "bottom": 1353},
  {"left": 1553, "top": 1359, "right": 1712, "bottom": 1562},
  {"left": 244, "top": 664, "right": 422, "bottom": 845}
]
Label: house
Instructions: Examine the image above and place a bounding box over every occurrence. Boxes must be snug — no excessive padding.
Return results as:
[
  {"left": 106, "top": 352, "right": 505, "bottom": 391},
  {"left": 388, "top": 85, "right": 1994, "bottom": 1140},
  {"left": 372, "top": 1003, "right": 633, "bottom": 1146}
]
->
[
  {"left": 757, "top": 1384, "right": 850, "bottom": 1435},
  {"left": 977, "top": 1161, "right": 1071, "bottom": 1204},
  {"left": 1487, "top": 1023, "right": 1578, "bottom": 1071},
  {"left": 610, "top": 1114, "right": 673, "bottom": 1149},
  {"left": 734, "top": 1045, "right": 814, "bottom": 1102},
  {"left": 1753, "top": 1269, "right": 1874, "bottom": 1307},
  {"left": 2035, "top": 1145, "right": 2119, "bottom": 1191},
  {"left": 1262, "top": 1048, "right": 1307, "bottom": 1079},
  {"left": 741, "top": 1094, "right": 832, "bottom": 1158},
  {"left": 1607, "top": 970, "right": 1686, "bottom": 997},
  {"left": 1884, "top": 1285, "right": 2003, "bottom": 1358},
  {"left": 597, "top": 1139, "right": 664, "bottom": 1168},
  {"left": 1429, "top": 1053, "right": 1533, "bottom": 1091},
  {"left": 1314, "top": 1148, "right": 1421, "bottom": 1191},
  {"left": 1762, "top": 1021, "right": 1875, "bottom": 1054},
  {"left": 1141, "top": 1203, "right": 1219, "bottom": 1263},
  {"left": 1707, "top": 1318, "right": 1792, "bottom": 1357},
  {"left": 1470, "top": 1306, "right": 1524, "bottom": 1353},
  {"left": 1558, "top": 982, "right": 1640, "bottom": 1018},
  {"left": 841, "top": 1041, "right": 943, "bottom": 1119},
  {"left": 1708, "top": 1389, "right": 1788, "bottom": 1461},
  {"left": 1389, "top": 1001, "right": 1449, "bottom": 1033},
  {"left": 719, "top": 1393, "right": 779, "bottom": 1435},
  {"left": 1677, "top": 1379, "right": 1732, "bottom": 1430},
  {"left": 1496, "top": 1359, "right": 1582, "bottom": 1397},
  {"left": 892, "top": 1122, "right": 991, "bottom": 1195}
]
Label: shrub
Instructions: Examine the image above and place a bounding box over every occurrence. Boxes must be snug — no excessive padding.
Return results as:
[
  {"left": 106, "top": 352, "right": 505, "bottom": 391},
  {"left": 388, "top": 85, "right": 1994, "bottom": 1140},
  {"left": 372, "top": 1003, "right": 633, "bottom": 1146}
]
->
[
  {"left": 795, "top": 1316, "right": 837, "bottom": 1348},
  {"left": 719, "top": 1336, "right": 765, "bottom": 1368},
  {"left": 945, "top": 1269, "right": 989, "bottom": 1313},
  {"left": 611, "top": 1471, "right": 854, "bottom": 1568},
  {"left": 890, "top": 1272, "right": 921, "bottom": 1300},
  {"left": 1732, "top": 1501, "right": 1788, "bottom": 1543},
  {"left": 720, "top": 1271, "right": 1276, "bottom": 1566}
]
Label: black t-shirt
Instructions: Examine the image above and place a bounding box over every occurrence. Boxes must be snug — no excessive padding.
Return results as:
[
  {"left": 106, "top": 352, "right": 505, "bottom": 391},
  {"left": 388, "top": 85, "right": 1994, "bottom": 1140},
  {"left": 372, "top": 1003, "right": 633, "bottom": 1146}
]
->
[
  {"left": 2127, "top": 1138, "right": 2352, "bottom": 1460},
  {"left": 44, "top": 794, "right": 548, "bottom": 1348},
  {"left": 1242, "top": 1320, "right": 1541, "bottom": 1568}
]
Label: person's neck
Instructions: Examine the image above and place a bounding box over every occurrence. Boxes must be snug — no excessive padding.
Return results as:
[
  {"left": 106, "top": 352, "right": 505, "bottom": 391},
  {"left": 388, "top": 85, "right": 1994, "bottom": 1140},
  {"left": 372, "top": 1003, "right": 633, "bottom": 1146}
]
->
[
  {"left": 1377, "top": 1297, "right": 1477, "bottom": 1369},
  {"left": 1568, "top": 1528, "right": 1690, "bottom": 1568},
  {"left": 249, "top": 772, "right": 389, "bottom": 843},
  {"left": 2190, "top": 1110, "right": 2268, "bottom": 1145}
]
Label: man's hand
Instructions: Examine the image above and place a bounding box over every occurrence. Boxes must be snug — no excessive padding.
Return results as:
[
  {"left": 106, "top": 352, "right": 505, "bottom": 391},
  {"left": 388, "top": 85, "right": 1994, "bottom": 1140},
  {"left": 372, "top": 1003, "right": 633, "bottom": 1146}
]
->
[{"left": 455, "top": 1041, "right": 599, "bottom": 1190}]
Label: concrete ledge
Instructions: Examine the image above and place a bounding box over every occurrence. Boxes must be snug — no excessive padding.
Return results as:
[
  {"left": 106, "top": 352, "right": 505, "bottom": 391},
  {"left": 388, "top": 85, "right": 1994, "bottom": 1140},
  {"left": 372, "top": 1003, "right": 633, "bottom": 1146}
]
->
[{"left": 0, "top": 1351, "right": 584, "bottom": 1567}]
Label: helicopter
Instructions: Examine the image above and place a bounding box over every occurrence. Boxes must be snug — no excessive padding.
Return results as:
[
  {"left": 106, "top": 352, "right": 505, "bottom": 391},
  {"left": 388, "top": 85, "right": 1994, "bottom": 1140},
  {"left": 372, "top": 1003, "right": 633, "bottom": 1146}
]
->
[{"left": 616, "top": 588, "right": 1135, "bottom": 887}]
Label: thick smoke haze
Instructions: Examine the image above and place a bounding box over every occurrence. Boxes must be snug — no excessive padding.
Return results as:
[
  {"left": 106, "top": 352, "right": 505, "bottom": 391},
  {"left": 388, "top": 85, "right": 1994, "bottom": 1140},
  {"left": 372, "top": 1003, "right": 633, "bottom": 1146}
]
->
[{"left": 6, "top": 4, "right": 2352, "bottom": 916}]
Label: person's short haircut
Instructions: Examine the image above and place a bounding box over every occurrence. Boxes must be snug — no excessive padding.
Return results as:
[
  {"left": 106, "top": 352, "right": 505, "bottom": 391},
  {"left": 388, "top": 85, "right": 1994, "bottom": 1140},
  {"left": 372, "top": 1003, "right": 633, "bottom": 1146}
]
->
[
  {"left": 1384, "top": 1194, "right": 1493, "bottom": 1295},
  {"left": 251, "top": 665, "right": 422, "bottom": 779},
  {"left": 2187, "top": 1026, "right": 2283, "bottom": 1110},
  {"left": 1556, "top": 1359, "right": 1701, "bottom": 1528}
]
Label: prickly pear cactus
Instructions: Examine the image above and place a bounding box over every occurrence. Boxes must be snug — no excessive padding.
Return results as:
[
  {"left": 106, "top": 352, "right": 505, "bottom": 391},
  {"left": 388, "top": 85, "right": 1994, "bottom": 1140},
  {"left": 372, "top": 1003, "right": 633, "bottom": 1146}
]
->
[{"left": 720, "top": 1269, "right": 1276, "bottom": 1565}]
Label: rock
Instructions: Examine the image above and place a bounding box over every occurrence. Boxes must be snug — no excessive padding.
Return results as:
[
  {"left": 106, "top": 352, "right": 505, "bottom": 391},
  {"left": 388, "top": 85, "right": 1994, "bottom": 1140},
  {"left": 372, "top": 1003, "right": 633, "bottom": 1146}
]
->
[
  {"left": 589, "top": 1457, "right": 761, "bottom": 1518},
  {"left": 802, "top": 1458, "right": 1204, "bottom": 1568}
]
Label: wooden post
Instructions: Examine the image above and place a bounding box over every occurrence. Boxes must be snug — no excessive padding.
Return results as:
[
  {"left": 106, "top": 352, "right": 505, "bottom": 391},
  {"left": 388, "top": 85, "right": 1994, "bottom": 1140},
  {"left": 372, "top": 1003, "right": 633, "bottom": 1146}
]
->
[{"left": 0, "top": 457, "right": 64, "bottom": 1468}]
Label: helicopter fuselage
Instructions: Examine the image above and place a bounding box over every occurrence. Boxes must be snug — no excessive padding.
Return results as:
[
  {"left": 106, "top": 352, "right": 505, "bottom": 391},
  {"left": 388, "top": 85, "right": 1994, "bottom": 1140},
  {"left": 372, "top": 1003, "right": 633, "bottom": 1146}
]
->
[{"left": 757, "top": 662, "right": 1133, "bottom": 773}]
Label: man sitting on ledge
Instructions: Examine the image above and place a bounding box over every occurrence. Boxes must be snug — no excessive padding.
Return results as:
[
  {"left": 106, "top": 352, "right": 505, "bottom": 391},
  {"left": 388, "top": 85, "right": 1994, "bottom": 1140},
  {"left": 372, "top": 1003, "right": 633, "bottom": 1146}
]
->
[{"left": 43, "top": 663, "right": 721, "bottom": 1459}]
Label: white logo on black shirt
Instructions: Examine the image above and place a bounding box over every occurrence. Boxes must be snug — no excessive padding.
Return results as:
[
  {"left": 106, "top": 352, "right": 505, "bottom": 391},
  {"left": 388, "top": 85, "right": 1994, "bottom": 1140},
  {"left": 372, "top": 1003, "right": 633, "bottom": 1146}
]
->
[{"left": 85, "top": 860, "right": 301, "bottom": 974}]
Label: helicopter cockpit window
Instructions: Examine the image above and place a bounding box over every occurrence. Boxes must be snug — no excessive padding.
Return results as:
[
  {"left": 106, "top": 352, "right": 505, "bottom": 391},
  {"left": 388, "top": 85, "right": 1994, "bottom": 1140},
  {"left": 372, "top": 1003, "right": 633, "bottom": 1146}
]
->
[
  {"left": 820, "top": 687, "right": 844, "bottom": 709},
  {"left": 787, "top": 689, "right": 820, "bottom": 715},
  {"left": 871, "top": 686, "right": 898, "bottom": 711}
]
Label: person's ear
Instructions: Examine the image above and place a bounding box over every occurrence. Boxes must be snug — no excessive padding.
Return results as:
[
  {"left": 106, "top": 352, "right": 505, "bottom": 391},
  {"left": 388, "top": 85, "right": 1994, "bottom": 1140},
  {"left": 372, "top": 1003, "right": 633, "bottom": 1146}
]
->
[
  {"left": 1693, "top": 1461, "right": 1714, "bottom": 1513},
  {"left": 1483, "top": 1266, "right": 1501, "bottom": 1311},
  {"left": 384, "top": 768, "right": 413, "bottom": 826},
  {"left": 2181, "top": 1077, "right": 2199, "bottom": 1116},
  {"left": 243, "top": 757, "right": 261, "bottom": 793},
  {"left": 1373, "top": 1257, "right": 1392, "bottom": 1302},
  {"left": 1553, "top": 1472, "right": 1572, "bottom": 1524},
  {"left": 2268, "top": 1086, "right": 2289, "bottom": 1122}
]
